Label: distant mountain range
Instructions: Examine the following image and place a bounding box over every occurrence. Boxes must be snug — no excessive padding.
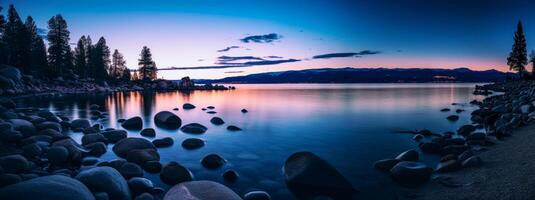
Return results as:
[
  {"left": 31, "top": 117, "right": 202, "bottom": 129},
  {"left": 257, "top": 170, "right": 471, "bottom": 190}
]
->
[{"left": 194, "top": 67, "right": 515, "bottom": 84}]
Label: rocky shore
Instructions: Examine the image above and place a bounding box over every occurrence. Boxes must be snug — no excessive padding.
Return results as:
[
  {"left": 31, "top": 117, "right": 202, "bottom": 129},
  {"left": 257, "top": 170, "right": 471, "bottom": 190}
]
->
[{"left": 374, "top": 80, "right": 535, "bottom": 199}]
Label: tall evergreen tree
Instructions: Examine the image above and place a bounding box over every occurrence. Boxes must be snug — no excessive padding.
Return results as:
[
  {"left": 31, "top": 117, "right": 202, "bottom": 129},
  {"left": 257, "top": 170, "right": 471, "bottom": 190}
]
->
[
  {"left": 507, "top": 20, "right": 528, "bottom": 79},
  {"left": 25, "top": 16, "right": 47, "bottom": 72},
  {"left": 110, "top": 49, "right": 127, "bottom": 79},
  {"left": 0, "top": 6, "right": 7, "bottom": 64},
  {"left": 4, "top": 5, "right": 31, "bottom": 70},
  {"left": 138, "top": 46, "right": 157, "bottom": 81},
  {"left": 47, "top": 14, "right": 71, "bottom": 77},
  {"left": 74, "top": 36, "right": 87, "bottom": 78},
  {"left": 84, "top": 35, "right": 93, "bottom": 77},
  {"left": 90, "top": 37, "right": 110, "bottom": 80}
]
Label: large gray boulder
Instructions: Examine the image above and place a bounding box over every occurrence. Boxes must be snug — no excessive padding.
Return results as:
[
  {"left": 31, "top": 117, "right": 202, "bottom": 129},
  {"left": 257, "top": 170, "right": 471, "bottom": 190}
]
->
[
  {"left": 164, "top": 181, "right": 242, "bottom": 200},
  {"left": 75, "top": 167, "right": 131, "bottom": 200},
  {"left": 113, "top": 138, "right": 156, "bottom": 158},
  {"left": 0, "top": 175, "right": 95, "bottom": 200},
  {"left": 154, "top": 111, "right": 182, "bottom": 129},
  {"left": 283, "top": 151, "right": 356, "bottom": 199}
]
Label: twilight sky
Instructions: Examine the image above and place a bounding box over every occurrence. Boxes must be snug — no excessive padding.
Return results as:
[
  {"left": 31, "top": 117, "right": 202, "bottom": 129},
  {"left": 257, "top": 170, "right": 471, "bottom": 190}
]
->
[{"left": 4, "top": 0, "right": 535, "bottom": 79}]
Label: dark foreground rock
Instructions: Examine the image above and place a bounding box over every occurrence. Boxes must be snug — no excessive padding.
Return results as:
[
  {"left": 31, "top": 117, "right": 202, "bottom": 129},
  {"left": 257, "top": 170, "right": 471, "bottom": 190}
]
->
[
  {"left": 154, "top": 111, "right": 181, "bottom": 129},
  {"left": 201, "top": 154, "right": 226, "bottom": 169},
  {"left": 0, "top": 175, "right": 95, "bottom": 200},
  {"left": 160, "top": 162, "right": 194, "bottom": 185},
  {"left": 121, "top": 116, "right": 143, "bottom": 130},
  {"left": 390, "top": 161, "right": 433, "bottom": 184},
  {"left": 75, "top": 166, "right": 131, "bottom": 200},
  {"left": 283, "top": 151, "right": 356, "bottom": 199},
  {"left": 113, "top": 137, "right": 156, "bottom": 158},
  {"left": 163, "top": 180, "right": 242, "bottom": 200}
]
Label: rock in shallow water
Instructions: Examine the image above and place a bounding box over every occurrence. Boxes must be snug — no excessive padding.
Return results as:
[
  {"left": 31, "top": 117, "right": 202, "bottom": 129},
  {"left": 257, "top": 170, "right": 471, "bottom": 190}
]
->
[
  {"left": 180, "top": 123, "right": 207, "bottom": 134},
  {"left": 390, "top": 161, "right": 433, "bottom": 184},
  {"left": 435, "top": 160, "right": 461, "bottom": 172},
  {"left": 243, "top": 191, "right": 271, "bottom": 200},
  {"left": 163, "top": 180, "right": 242, "bottom": 200},
  {"left": 152, "top": 137, "right": 174, "bottom": 148},
  {"left": 47, "top": 146, "right": 70, "bottom": 165},
  {"left": 182, "top": 103, "right": 196, "bottom": 110},
  {"left": 71, "top": 119, "right": 91, "bottom": 129},
  {"left": 101, "top": 129, "right": 127, "bottom": 143},
  {"left": 227, "top": 125, "right": 242, "bottom": 131},
  {"left": 128, "top": 177, "right": 154, "bottom": 196},
  {"left": 126, "top": 148, "right": 160, "bottom": 165},
  {"left": 154, "top": 111, "right": 181, "bottom": 129},
  {"left": 373, "top": 159, "right": 400, "bottom": 172},
  {"left": 0, "top": 155, "right": 29, "bottom": 173},
  {"left": 210, "top": 117, "right": 225, "bottom": 125},
  {"left": 113, "top": 137, "right": 156, "bottom": 158},
  {"left": 160, "top": 162, "right": 194, "bottom": 185},
  {"left": 0, "top": 175, "right": 95, "bottom": 200},
  {"left": 119, "top": 162, "right": 144, "bottom": 179},
  {"left": 201, "top": 154, "right": 226, "bottom": 169},
  {"left": 222, "top": 169, "right": 239, "bottom": 182},
  {"left": 75, "top": 167, "right": 131, "bottom": 200},
  {"left": 140, "top": 128, "right": 156, "bottom": 137},
  {"left": 181, "top": 138, "right": 205, "bottom": 150},
  {"left": 121, "top": 116, "right": 143, "bottom": 130},
  {"left": 283, "top": 151, "right": 356, "bottom": 199},
  {"left": 395, "top": 149, "right": 419, "bottom": 161}
]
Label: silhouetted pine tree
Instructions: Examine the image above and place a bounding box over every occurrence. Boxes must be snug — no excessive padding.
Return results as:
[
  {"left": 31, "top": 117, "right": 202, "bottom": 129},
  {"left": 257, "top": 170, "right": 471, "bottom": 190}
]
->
[
  {"left": 530, "top": 50, "right": 535, "bottom": 77},
  {"left": 138, "top": 46, "right": 157, "bottom": 81},
  {"left": 110, "top": 49, "right": 127, "bottom": 80},
  {"left": 25, "top": 16, "right": 47, "bottom": 73},
  {"left": 4, "top": 5, "right": 31, "bottom": 70},
  {"left": 90, "top": 37, "right": 110, "bottom": 80},
  {"left": 0, "top": 6, "right": 7, "bottom": 64},
  {"left": 47, "top": 14, "right": 71, "bottom": 77},
  {"left": 74, "top": 36, "right": 87, "bottom": 78},
  {"left": 507, "top": 20, "right": 528, "bottom": 79}
]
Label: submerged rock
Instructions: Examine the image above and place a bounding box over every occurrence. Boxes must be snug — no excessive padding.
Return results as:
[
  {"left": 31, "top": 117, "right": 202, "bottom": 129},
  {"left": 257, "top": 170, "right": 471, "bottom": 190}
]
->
[
  {"left": 395, "top": 149, "right": 419, "bottom": 161},
  {"left": 163, "top": 181, "right": 241, "bottom": 200},
  {"left": 446, "top": 115, "right": 459, "bottom": 121},
  {"left": 0, "top": 175, "right": 94, "bottom": 200},
  {"left": 283, "top": 151, "right": 356, "bottom": 199},
  {"left": 121, "top": 116, "right": 143, "bottom": 130},
  {"left": 222, "top": 169, "right": 239, "bottom": 182},
  {"left": 373, "top": 159, "right": 400, "bottom": 172},
  {"left": 160, "top": 162, "right": 194, "bottom": 185},
  {"left": 154, "top": 111, "right": 182, "bottom": 129},
  {"left": 210, "top": 117, "right": 225, "bottom": 125},
  {"left": 140, "top": 128, "right": 156, "bottom": 137},
  {"left": 201, "top": 154, "right": 226, "bottom": 169},
  {"left": 180, "top": 123, "right": 207, "bottom": 134},
  {"left": 227, "top": 125, "right": 242, "bottom": 131},
  {"left": 390, "top": 161, "right": 433, "bottom": 184},
  {"left": 182, "top": 103, "right": 196, "bottom": 110},
  {"left": 181, "top": 138, "right": 205, "bottom": 150}
]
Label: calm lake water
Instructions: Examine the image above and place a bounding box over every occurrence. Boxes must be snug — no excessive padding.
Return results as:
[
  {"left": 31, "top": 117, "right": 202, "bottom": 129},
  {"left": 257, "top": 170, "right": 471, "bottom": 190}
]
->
[{"left": 13, "top": 83, "right": 485, "bottom": 199}]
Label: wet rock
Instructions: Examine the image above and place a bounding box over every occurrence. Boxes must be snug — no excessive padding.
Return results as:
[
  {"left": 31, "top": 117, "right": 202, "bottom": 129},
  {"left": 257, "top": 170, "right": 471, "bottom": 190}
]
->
[
  {"left": 180, "top": 123, "right": 207, "bottom": 134},
  {"left": 461, "top": 156, "right": 483, "bottom": 168},
  {"left": 210, "top": 117, "right": 225, "bottom": 125},
  {"left": 206, "top": 111, "right": 217, "bottom": 114},
  {"left": 201, "top": 154, "right": 226, "bottom": 169},
  {"left": 458, "top": 150, "right": 475, "bottom": 162},
  {"left": 207, "top": 106, "right": 215, "bottom": 109},
  {"left": 75, "top": 167, "right": 131, "bottom": 200},
  {"left": 71, "top": 119, "right": 91, "bottom": 129},
  {"left": 140, "top": 128, "right": 156, "bottom": 137},
  {"left": 152, "top": 137, "right": 174, "bottom": 148},
  {"left": 440, "top": 145, "right": 470, "bottom": 155},
  {"left": 154, "top": 111, "right": 182, "bottom": 129},
  {"left": 440, "top": 108, "right": 450, "bottom": 112},
  {"left": 82, "top": 133, "right": 108, "bottom": 145},
  {"left": 121, "top": 116, "right": 143, "bottom": 130},
  {"left": 8, "top": 119, "right": 35, "bottom": 134},
  {"left": 142, "top": 161, "right": 162, "bottom": 173},
  {"left": 222, "top": 169, "right": 239, "bottom": 182},
  {"left": 160, "top": 162, "right": 194, "bottom": 185},
  {"left": 284, "top": 152, "right": 356, "bottom": 199},
  {"left": 113, "top": 138, "right": 156, "bottom": 158},
  {"left": 227, "top": 125, "right": 242, "bottom": 131},
  {"left": 395, "top": 149, "right": 419, "bottom": 161},
  {"left": 101, "top": 129, "right": 127, "bottom": 143},
  {"left": 0, "top": 173, "right": 21, "bottom": 187},
  {"left": 243, "top": 191, "right": 271, "bottom": 200},
  {"left": 119, "top": 162, "right": 144, "bottom": 179},
  {"left": 85, "top": 142, "right": 107, "bottom": 156},
  {"left": 241, "top": 109, "right": 248, "bottom": 113},
  {"left": 446, "top": 115, "right": 459, "bottom": 121},
  {"left": 440, "top": 154, "right": 457, "bottom": 162},
  {"left": 0, "top": 155, "right": 29, "bottom": 173},
  {"left": 182, "top": 103, "right": 196, "bottom": 110},
  {"left": 436, "top": 160, "right": 461, "bottom": 172},
  {"left": 172, "top": 108, "right": 179, "bottom": 111},
  {"left": 181, "top": 138, "right": 205, "bottom": 150},
  {"left": 82, "top": 158, "right": 99, "bottom": 166},
  {"left": 457, "top": 124, "right": 476, "bottom": 136},
  {"left": 47, "top": 146, "right": 70, "bottom": 165},
  {"left": 444, "top": 138, "right": 465, "bottom": 146},
  {"left": 373, "top": 159, "right": 400, "bottom": 172},
  {"left": 135, "top": 192, "right": 154, "bottom": 200},
  {"left": 390, "top": 161, "right": 433, "bottom": 184},
  {"left": 455, "top": 109, "right": 465, "bottom": 113},
  {"left": 128, "top": 177, "right": 154, "bottom": 196},
  {"left": 52, "top": 138, "right": 87, "bottom": 162},
  {"left": 0, "top": 175, "right": 94, "bottom": 200},
  {"left": 126, "top": 149, "right": 160, "bottom": 165},
  {"left": 163, "top": 181, "right": 241, "bottom": 200},
  {"left": 36, "top": 121, "right": 62, "bottom": 132},
  {"left": 118, "top": 119, "right": 126, "bottom": 123},
  {"left": 22, "top": 143, "right": 42, "bottom": 158},
  {"left": 412, "top": 134, "right": 423, "bottom": 141}
]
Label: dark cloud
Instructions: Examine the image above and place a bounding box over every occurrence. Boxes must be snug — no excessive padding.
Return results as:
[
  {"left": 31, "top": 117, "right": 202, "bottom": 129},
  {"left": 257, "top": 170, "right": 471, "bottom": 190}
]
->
[
  {"left": 312, "top": 50, "right": 381, "bottom": 59},
  {"left": 161, "top": 58, "right": 301, "bottom": 70},
  {"left": 240, "top": 33, "right": 282, "bottom": 43},
  {"left": 217, "top": 46, "right": 240, "bottom": 52},
  {"left": 265, "top": 56, "right": 283, "bottom": 59},
  {"left": 225, "top": 71, "right": 244, "bottom": 74},
  {"left": 217, "top": 56, "right": 264, "bottom": 63}
]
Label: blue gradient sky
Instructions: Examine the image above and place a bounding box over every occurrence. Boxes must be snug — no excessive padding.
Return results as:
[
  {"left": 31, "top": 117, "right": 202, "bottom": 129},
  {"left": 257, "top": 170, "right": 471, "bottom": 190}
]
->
[{"left": 4, "top": 0, "right": 535, "bottom": 79}]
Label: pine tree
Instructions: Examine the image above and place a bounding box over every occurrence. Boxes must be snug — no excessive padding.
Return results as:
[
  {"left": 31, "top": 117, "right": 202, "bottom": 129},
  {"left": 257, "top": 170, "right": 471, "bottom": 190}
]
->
[
  {"left": 138, "top": 46, "right": 157, "bottom": 81},
  {"left": 111, "top": 49, "right": 127, "bottom": 79},
  {"left": 90, "top": 37, "right": 110, "bottom": 80},
  {"left": 0, "top": 6, "right": 7, "bottom": 64},
  {"left": 4, "top": 5, "right": 31, "bottom": 70},
  {"left": 25, "top": 16, "right": 47, "bottom": 73},
  {"left": 507, "top": 20, "right": 528, "bottom": 79},
  {"left": 74, "top": 36, "right": 87, "bottom": 78},
  {"left": 47, "top": 14, "right": 71, "bottom": 77}
]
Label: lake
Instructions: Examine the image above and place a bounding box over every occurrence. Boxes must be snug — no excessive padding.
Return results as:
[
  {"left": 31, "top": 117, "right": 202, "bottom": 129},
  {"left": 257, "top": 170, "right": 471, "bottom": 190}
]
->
[{"left": 12, "top": 83, "right": 485, "bottom": 199}]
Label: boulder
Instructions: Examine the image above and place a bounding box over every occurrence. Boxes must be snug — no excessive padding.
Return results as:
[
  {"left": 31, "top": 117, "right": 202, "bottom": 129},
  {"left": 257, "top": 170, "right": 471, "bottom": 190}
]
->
[
  {"left": 0, "top": 173, "right": 21, "bottom": 187},
  {"left": 119, "top": 162, "right": 144, "bottom": 179},
  {"left": 36, "top": 121, "right": 62, "bottom": 132},
  {"left": 21, "top": 143, "right": 42, "bottom": 158},
  {"left": 71, "top": 119, "right": 91, "bottom": 129},
  {"left": 243, "top": 191, "right": 271, "bottom": 200},
  {"left": 201, "top": 154, "right": 226, "bottom": 169},
  {"left": 373, "top": 159, "right": 400, "bottom": 172},
  {"left": 446, "top": 115, "right": 459, "bottom": 121},
  {"left": 154, "top": 111, "right": 182, "bottom": 129},
  {"left": 75, "top": 167, "right": 131, "bottom": 200},
  {"left": 222, "top": 169, "right": 239, "bottom": 182},
  {"left": 52, "top": 138, "right": 87, "bottom": 162},
  {"left": 142, "top": 161, "right": 162, "bottom": 173},
  {"left": 395, "top": 149, "right": 419, "bottom": 161},
  {"left": 457, "top": 125, "right": 476, "bottom": 136},
  {"left": 182, "top": 103, "right": 196, "bottom": 110},
  {"left": 390, "top": 161, "right": 433, "bottom": 184},
  {"left": 163, "top": 181, "right": 242, "bottom": 200},
  {"left": 128, "top": 177, "right": 154, "bottom": 196},
  {"left": 283, "top": 152, "right": 356, "bottom": 199},
  {"left": 113, "top": 138, "right": 156, "bottom": 158},
  {"left": 0, "top": 175, "right": 95, "bottom": 200},
  {"left": 160, "top": 162, "right": 194, "bottom": 185},
  {"left": 152, "top": 137, "right": 174, "bottom": 148},
  {"left": 227, "top": 125, "right": 242, "bottom": 131},
  {"left": 140, "top": 128, "right": 156, "bottom": 137},
  {"left": 85, "top": 142, "right": 107, "bottom": 156},
  {"left": 101, "top": 130, "right": 127, "bottom": 143},
  {"left": 0, "top": 155, "right": 29, "bottom": 173},
  {"left": 82, "top": 133, "right": 108, "bottom": 145},
  {"left": 127, "top": 149, "right": 160, "bottom": 165},
  {"left": 47, "top": 146, "right": 70, "bottom": 165},
  {"left": 8, "top": 119, "right": 35, "bottom": 133},
  {"left": 210, "top": 117, "right": 225, "bottom": 125},
  {"left": 180, "top": 123, "right": 207, "bottom": 134},
  {"left": 181, "top": 138, "right": 205, "bottom": 150},
  {"left": 121, "top": 117, "right": 143, "bottom": 130}
]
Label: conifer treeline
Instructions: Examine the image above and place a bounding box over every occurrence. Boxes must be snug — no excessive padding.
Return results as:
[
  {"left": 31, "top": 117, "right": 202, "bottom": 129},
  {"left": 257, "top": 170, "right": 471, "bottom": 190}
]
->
[{"left": 0, "top": 4, "right": 158, "bottom": 81}]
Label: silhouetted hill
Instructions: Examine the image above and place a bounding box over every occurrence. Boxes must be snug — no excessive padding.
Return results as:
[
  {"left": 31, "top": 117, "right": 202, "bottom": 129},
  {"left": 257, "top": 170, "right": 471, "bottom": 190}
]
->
[{"left": 195, "top": 67, "right": 515, "bottom": 84}]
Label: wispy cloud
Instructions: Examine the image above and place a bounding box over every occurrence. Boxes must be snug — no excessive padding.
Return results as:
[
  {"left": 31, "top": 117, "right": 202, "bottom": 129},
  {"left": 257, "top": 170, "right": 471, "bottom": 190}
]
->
[
  {"left": 217, "top": 46, "right": 240, "bottom": 52},
  {"left": 240, "top": 33, "right": 282, "bottom": 43},
  {"left": 217, "top": 56, "right": 264, "bottom": 63},
  {"left": 225, "top": 71, "right": 244, "bottom": 74},
  {"left": 312, "top": 50, "right": 381, "bottom": 59},
  {"left": 161, "top": 57, "right": 300, "bottom": 70}
]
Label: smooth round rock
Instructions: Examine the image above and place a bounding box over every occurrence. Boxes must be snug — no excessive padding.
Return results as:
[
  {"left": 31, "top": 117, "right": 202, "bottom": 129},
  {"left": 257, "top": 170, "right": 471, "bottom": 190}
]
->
[
  {"left": 0, "top": 173, "right": 21, "bottom": 187},
  {"left": 140, "top": 128, "right": 156, "bottom": 137},
  {"left": 462, "top": 156, "right": 483, "bottom": 168},
  {"left": 163, "top": 181, "right": 242, "bottom": 200},
  {"left": 395, "top": 149, "right": 419, "bottom": 161},
  {"left": 142, "top": 161, "right": 162, "bottom": 173},
  {"left": 181, "top": 138, "right": 205, "bottom": 150},
  {"left": 373, "top": 159, "right": 400, "bottom": 172},
  {"left": 222, "top": 169, "right": 239, "bottom": 182},
  {"left": 119, "top": 162, "right": 144, "bottom": 179},
  {"left": 446, "top": 115, "right": 459, "bottom": 121},
  {"left": 128, "top": 177, "right": 154, "bottom": 195},
  {"left": 75, "top": 167, "right": 131, "bottom": 200},
  {"left": 435, "top": 160, "right": 461, "bottom": 172},
  {"left": 210, "top": 117, "right": 225, "bottom": 125},
  {"left": 82, "top": 133, "right": 108, "bottom": 145},
  {"left": 0, "top": 175, "right": 95, "bottom": 200},
  {"left": 102, "top": 130, "right": 127, "bottom": 143},
  {"left": 201, "top": 154, "right": 226, "bottom": 169},
  {"left": 390, "top": 161, "right": 433, "bottom": 184},
  {"left": 0, "top": 155, "right": 29, "bottom": 173},
  {"left": 113, "top": 138, "right": 156, "bottom": 158},
  {"left": 121, "top": 116, "right": 143, "bottom": 130},
  {"left": 135, "top": 193, "right": 154, "bottom": 200},
  {"left": 160, "top": 162, "right": 194, "bottom": 185},
  {"left": 243, "top": 191, "right": 271, "bottom": 200},
  {"left": 182, "top": 103, "right": 196, "bottom": 110},
  {"left": 154, "top": 111, "right": 182, "bottom": 129},
  {"left": 180, "top": 123, "right": 207, "bottom": 134},
  {"left": 86, "top": 142, "right": 107, "bottom": 156},
  {"left": 126, "top": 149, "right": 160, "bottom": 165},
  {"left": 71, "top": 119, "right": 91, "bottom": 129},
  {"left": 241, "top": 109, "right": 248, "bottom": 113},
  {"left": 47, "top": 146, "right": 70, "bottom": 165},
  {"left": 152, "top": 137, "right": 174, "bottom": 148},
  {"left": 227, "top": 125, "right": 242, "bottom": 131}
]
